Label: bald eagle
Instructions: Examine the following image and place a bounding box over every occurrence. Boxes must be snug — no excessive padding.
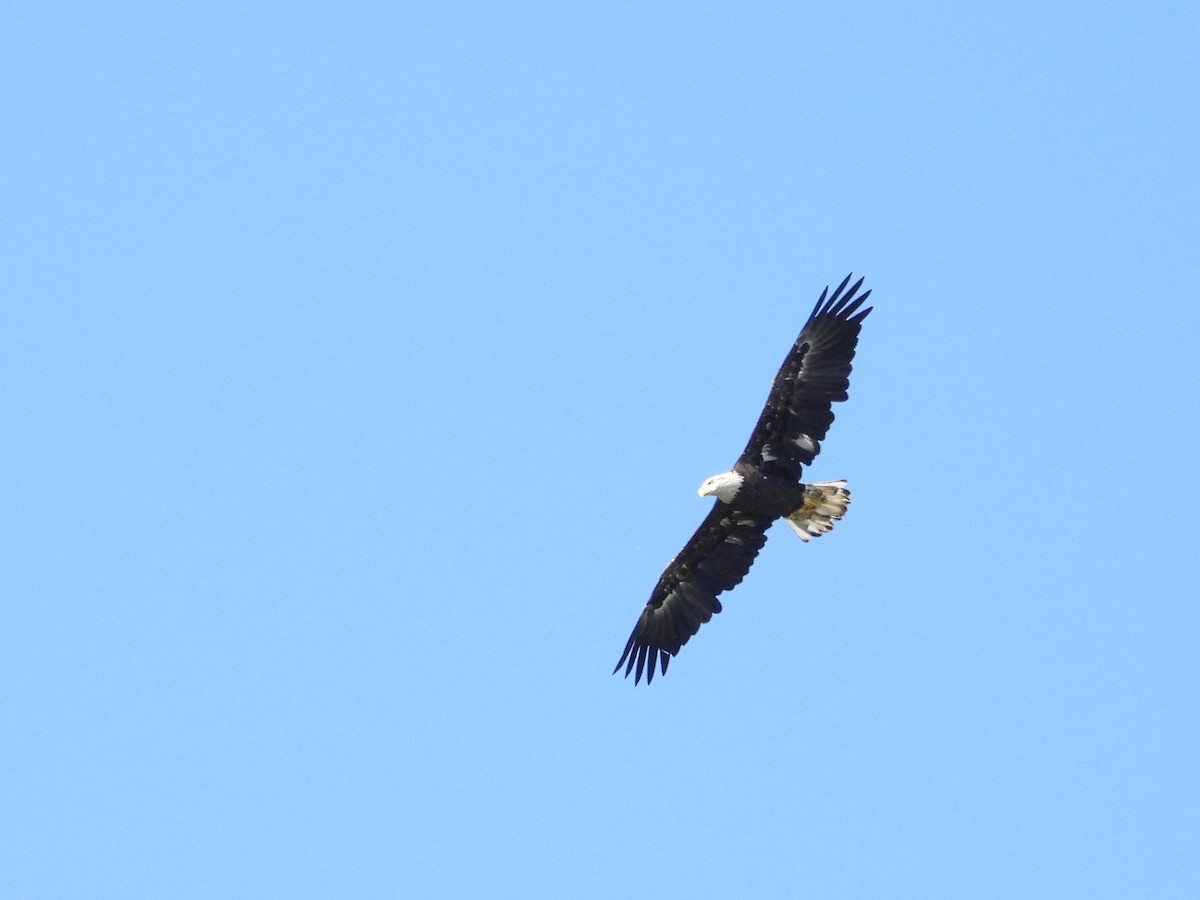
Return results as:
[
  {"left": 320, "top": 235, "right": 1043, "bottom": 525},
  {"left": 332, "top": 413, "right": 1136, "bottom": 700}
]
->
[{"left": 614, "top": 274, "right": 873, "bottom": 684}]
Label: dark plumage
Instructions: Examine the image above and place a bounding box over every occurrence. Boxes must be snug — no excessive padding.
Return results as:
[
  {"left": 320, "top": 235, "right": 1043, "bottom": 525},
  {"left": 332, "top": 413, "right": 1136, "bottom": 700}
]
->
[{"left": 614, "top": 274, "right": 873, "bottom": 684}]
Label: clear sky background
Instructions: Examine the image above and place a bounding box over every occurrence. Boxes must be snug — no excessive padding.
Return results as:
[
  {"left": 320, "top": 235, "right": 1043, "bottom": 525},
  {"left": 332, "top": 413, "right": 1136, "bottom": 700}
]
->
[{"left": 4, "top": 2, "right": 1198, "bottom": 897}]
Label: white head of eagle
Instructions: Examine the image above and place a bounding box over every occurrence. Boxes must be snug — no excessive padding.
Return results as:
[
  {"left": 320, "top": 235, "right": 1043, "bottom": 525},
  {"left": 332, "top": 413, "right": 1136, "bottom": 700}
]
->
[{"left": 698, "top": 471, "right": 744, "bottom": 503}]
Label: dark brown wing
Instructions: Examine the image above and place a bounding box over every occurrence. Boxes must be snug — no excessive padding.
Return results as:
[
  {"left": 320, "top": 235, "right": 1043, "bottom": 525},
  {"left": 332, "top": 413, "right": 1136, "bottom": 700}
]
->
[
  {"left": 737, "top": 275, "right": 872, "bottom": 482},
  {"left": 613, "top": 504, "right": 774, "bottom": 684}
]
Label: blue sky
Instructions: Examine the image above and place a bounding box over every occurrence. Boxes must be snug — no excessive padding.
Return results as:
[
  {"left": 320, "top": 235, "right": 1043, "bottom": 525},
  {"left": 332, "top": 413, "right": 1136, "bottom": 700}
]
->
[{"left": 4, "top": 2, "right": 1198, "bottom": 896}]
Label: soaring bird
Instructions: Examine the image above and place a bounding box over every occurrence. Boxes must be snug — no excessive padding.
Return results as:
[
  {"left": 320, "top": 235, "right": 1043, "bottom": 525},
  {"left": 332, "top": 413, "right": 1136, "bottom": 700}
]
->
[{"left": 614, "top": 275, "right": 872, "bottom": 684}]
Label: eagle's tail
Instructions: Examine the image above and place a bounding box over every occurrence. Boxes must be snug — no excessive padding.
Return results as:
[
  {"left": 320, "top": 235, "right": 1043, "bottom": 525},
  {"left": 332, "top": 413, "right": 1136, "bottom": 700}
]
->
[{"left": 785, "top": 480, "right": 851, "bottom": 542}]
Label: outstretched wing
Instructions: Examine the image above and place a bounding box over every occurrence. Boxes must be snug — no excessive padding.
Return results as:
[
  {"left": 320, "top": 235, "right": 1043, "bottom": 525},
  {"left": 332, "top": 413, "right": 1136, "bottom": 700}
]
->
[
  {"left": 737, "top": 274, "right": 872, "bottom": 482},
  {"left": 614, "top": 504, "right": 774, "bottom": 684}
]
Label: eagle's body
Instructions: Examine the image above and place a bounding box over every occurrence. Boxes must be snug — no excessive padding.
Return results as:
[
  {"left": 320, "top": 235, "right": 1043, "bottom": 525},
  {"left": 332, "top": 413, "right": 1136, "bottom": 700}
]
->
[{"left": 614, "top": 274, "right": 872, "bottom": 684}]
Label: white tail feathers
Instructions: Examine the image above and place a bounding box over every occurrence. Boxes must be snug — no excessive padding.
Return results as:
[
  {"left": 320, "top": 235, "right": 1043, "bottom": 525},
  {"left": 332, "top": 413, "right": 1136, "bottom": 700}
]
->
[{"left": 785, "top": 480, "right": 851, "bottom": 541}]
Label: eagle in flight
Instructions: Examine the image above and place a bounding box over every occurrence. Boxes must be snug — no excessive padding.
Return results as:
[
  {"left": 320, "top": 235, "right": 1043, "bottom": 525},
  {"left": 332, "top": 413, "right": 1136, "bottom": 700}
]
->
[{"left": 614, "top": 274, "right": 873, "bottom": 684}]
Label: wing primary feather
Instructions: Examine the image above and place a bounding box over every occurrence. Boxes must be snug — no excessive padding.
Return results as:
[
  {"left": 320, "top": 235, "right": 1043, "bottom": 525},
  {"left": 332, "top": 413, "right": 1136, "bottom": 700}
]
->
[
  {"left": 825, "top": 273, "right": 854, "bottom": 309},
  {"left": 809, "top": 285, "right": 829, "bottom": 319},
  {"left": 614, "top": 630, "right": 636, "bottom": 676},
  {"left": 845, "top": 292, "right": 873, "bottom": 324}
]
